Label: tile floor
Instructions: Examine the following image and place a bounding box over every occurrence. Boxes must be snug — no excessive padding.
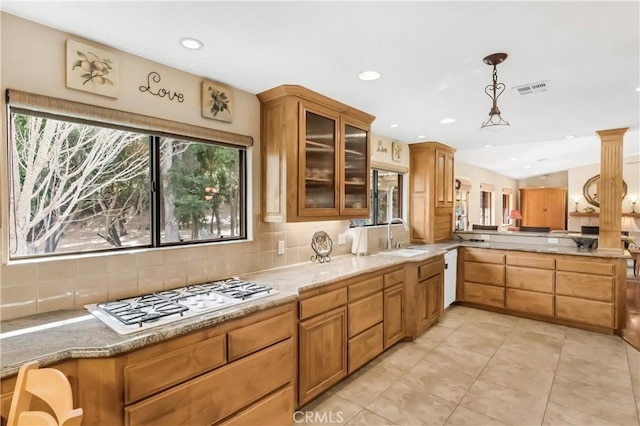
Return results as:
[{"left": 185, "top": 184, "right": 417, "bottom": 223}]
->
[{"left": 301, "top": 306, "right": 640, "bottom": 426}]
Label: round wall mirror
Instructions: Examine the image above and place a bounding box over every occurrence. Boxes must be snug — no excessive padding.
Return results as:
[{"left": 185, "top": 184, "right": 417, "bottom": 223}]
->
[{"left": 582, "top": 174, "right": 628, "bottom": 207}]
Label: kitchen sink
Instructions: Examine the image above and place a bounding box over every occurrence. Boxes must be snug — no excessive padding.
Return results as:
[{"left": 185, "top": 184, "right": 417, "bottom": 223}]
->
[{"left": 383, "top": 248, "right": 430, "bottom": 257}]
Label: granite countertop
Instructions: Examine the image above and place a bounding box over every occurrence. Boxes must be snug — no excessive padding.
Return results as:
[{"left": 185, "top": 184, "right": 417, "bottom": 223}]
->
[
  {"left": 0, "top": 246, "right": 451, "bottom": 377},
  {"left": 0, "top": 238, "right": 629, "bottom": 377}
]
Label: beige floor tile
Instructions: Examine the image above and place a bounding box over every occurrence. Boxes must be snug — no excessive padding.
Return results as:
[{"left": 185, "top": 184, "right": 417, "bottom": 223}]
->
[
  {"left": 542, "top": 401, "right": 618, "bottom": 426},
  {"left": 565, "top": 326, "right": 628, "bottom": 348},
  {"left": 492, "top": 340, "right": 560, "bottom": 372},
  {"left": 422, "top": 324, "right": 456, "bottom": 342},
  {"left": 345, "top": 409, "right": 397, "bottom": 425},
  {"left": 460, "top": 378, "right": 548, "bottom": 425},
  {"left": 478, "top": 357, "right": 555, "bottom": 397},
  {"left": 457, "top": 320, "right": 512, "bottom": 340},
  {"left": 334, "top": 370, "right": 396, "bottom": 407},
  {"left": 556, "top": 351, "right": 633, "bottom": 391},
  {"left": 376, "top": 342, "right": 427, "bottom": 371},
  {"left": 549, "top": 375, "right": 639, "bottom": 425},
  {"left": 400, "top": 359, "right": 476, "bottom": 403},
  {"left": 365, "top": 358, "right": 406, "bottom": 379},
  {"left": 366, "top": 381, "right": 456, "bottom": 426},
  {"left": 469, "top": 309, "right": 519, "bottom": 329},
  {"left": 562, "top": 338, "right": 629, "bottom": 371},
  {"left": 444, "top": 406, "right": 507, "bottom": 426},
  {"left": 424, "top": 343, "right": 492, "bottom": 377},
  {"left": 413, "top": 334, "right": 441, "bottom": 352},
  {"left": 513, "top": 317, "right": 567, "bottom": 339},
  {"left": 300, "top": 393, "right": 363, "bottom": 425},
  {"left": 442, "top": 328, "right": 504, "bottom": 357},
  {"left": 438, "top": 307, "right": 472, "bottom": 329},
  {"left": 504, "top": 327, "right": 564, "bottom": 353}
]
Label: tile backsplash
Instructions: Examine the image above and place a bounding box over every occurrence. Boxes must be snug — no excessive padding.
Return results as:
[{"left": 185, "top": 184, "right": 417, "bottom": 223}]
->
[{"left": 0, "top": 215, "right": 354, "bottom": 320}]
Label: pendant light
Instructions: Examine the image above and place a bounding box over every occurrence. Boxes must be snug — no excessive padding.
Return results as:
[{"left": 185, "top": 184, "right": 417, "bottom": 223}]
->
[{"left": 480, "top": 52, "right": 510, "bottom": 130}]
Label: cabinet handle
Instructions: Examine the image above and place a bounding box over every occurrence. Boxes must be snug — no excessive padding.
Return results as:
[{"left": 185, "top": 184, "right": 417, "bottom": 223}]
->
[{"left": 445, "top": 263, "right": 449, "bottom": 269}]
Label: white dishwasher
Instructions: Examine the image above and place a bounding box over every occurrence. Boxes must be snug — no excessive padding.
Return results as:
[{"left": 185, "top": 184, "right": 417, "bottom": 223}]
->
[{"left": 444, "top": 249, "right": 458, "bottom": 309}]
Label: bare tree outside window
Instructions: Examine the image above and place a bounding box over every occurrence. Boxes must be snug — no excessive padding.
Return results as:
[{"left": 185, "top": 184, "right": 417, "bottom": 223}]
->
[{"left": 9, "top": 114, "right": 151, "bottom": 257}]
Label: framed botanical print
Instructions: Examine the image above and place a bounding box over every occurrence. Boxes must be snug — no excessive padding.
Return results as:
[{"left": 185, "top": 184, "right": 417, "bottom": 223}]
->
[
  {"left": 202, "top": 80, "right": 233, "bottom": 122},
  {"left": 66, "top": 39, "right": 119, "bottom": 98}
]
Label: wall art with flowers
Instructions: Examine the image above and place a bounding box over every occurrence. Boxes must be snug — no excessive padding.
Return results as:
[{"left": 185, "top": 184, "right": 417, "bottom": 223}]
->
[
  {"left": 66, "top": 39, "right": 119, "bottom": 98},
  {"left": 201, "top": 80, "right": 233, "bottom": 122}
]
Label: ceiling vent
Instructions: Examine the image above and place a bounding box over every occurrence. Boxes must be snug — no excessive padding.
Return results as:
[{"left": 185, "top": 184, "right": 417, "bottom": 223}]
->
[{"left": 513, "top": 81, "right": 549, "bottom": 95}]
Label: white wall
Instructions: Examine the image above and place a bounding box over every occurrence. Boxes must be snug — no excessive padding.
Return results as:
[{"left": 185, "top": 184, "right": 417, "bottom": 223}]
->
[
  {"left": 518, "top": 170, "right": 568, "bottom": 188},
  {"left": 455, "top": 160, "right": 519, "bottom": 228},
  {"left": 567, "top": 154, "right": 640, "bottom": 233}
]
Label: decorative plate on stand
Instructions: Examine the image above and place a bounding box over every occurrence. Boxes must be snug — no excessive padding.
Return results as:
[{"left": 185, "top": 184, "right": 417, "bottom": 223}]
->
[{"left": 311, "top": 231, "right": 333, "bottom": 263}]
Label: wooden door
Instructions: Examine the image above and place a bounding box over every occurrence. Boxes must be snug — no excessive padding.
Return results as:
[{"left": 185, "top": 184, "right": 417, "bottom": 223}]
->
[
  {"left": 415, "top": 279, "right": 429, "bottom": 331},
  {"left": 298, "top": 307, "right": 347, "bottom": 405},
  {"left": 426, "top": 275, "right": 441, "bottom": 322},
  {"left": 520, "top": 188, "right": 547, "bottom": 227},
  {"left": 383, "top": 285, "right": 405, "bottom": 349},
  {"left": 544, "top": 188, "right": 567, "bottom": 230},
  {"left": 435, "top": 149, "right": 455, "bottom": 207}
]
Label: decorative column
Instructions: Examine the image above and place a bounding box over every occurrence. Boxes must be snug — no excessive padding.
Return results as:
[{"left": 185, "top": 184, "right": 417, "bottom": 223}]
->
[{"left": 596, "top": 127, "right": 628, "bottom": 253}]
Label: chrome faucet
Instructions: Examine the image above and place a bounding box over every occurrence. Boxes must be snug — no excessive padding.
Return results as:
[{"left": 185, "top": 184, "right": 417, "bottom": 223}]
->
[{"left": 387, "top": 218, "right": 408, "bottom": 250}]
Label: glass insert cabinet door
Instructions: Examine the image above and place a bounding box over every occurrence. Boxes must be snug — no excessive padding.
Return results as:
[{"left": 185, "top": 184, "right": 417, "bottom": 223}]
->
[
  {"left": 300, "top": 108, "right": 339, "bottom": 215},
  {"left": 341, "top": 122, "right": 369, "bottom": 215}
]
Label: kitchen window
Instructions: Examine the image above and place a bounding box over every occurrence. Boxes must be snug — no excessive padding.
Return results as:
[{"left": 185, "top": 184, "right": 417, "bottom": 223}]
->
[
  {"left": 351, "top": 169, "right": 403, "bottom": 226},
  {"left": 7, "top": 95, "right": 247, "bottom": 259},
  {"left": 480, "top": 190, "right": 493, "bottom": 225}
]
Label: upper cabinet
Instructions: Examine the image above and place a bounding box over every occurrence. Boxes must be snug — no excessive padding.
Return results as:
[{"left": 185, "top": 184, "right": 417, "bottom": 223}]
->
[
  {"left": 409, "top": 142, "right": 456, "bottom": 243},
  {"left": 257, "top": 85, "right": 375, "bottom": 222}
]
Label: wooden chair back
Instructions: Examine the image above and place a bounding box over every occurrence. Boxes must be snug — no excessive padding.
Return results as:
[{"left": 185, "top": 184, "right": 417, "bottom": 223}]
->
[{"left": 6, "top": 361, "right": 82, "bottom": 426}]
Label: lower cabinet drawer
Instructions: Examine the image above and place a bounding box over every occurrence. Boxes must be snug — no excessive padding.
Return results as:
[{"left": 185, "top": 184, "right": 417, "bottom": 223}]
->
[
  {"left": 464, "top": 262, "right": 505, "bottom": 286},
  {"left": 125, "top": 339, "right": 293, "bottom": 426},
  {"left": 348, "top": 323, "right": 383, "bottom": 373},
  {"left": 505, "top": 288, "right": 554, "bottom": 317},
  {"left": 228, "top": 311, "right": 293, "bottom": 362},
  {"left": 220, "top": 385, "right": 294, "bottom": 426},
  {"left": 464, "top": 282, "right": 504, "bottom": 307},
  {"left": 124, "top": 333, "right": 226, "bottom": 404},
  {"left": 556, "top": 295, "right": 614, "bottom": 328},
  {"left": 505, "top": 266, "right": 554, "bottom": 293},
  {"left": 348, "top": 292, "right": 383, "bottom": 338},
  {"left": 556, "top": 272, "right": 614, "bottom": 301}
]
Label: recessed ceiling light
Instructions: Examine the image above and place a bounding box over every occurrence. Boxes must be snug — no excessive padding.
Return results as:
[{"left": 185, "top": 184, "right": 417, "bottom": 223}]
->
[
  {"left": 509, "top": 158, "right": 518, "bottom": 161},
  {"left": 417, "top": 135, "right": 426, "bottom": 138},
  {"left": 523, "top": 165, "right": 531, "bottom": 169},
  {"left": 534, "top": 171, "right": 540, "bottom": 174},
  {"left": 179, "top": 37, "right": 203, "bottom": 50},
  {"left": 358, "top": 71, "right": 381, "bottom": 81},
  {"left": 636, "top": 87, "right": 640, "bottom": 92},
  {"left": 440, "top": 118, "right": 456, "bottom": 124},
  {"left": 565, "top": 135, "right": 575, "bottom": 139},
  {"left": 390, "top": 124, "right": 399, "bottom": 128},
  {"left": 484, "top": 144, "right": 492, "bottom": 148}
]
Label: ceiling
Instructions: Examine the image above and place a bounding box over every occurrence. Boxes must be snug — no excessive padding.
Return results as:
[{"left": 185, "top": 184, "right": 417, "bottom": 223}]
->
[{"left": 2, "top": 1, "right": 639, "bottom": 179}]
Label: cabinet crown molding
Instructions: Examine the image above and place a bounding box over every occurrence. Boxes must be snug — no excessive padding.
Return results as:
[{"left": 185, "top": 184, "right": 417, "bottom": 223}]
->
[{"left": 257, "top": 85, "right": 375, "bottom": 124}]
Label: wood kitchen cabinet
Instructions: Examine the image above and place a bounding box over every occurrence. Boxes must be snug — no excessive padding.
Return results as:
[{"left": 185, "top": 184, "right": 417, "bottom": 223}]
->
[
  {"left": 257, "top": 85, "right": 375, "bottom": 222},
  {"left": 73, "top": 303, "right": 297, "bottom": 426},
  {"left": 404, "top": 256, "right": 445, "bottom": 337},
  {"left": 383, "top": 268, "right": 405, "bottom": 349},
  {"left": 505, "top": 252, "right": 555, "bottom": 317},
  {"left": 458, "top": 247, "right": 627, "bottom": 333},
  {"left": 298, "top": 288, "right": 348, "bottom": 406},
  {"left": 520, "top": 187, "right": 567, "bottom": 230},
  {"left": 409, "top": 142, "right": 456, "bottom": 243},
  {"left": 461, "top": 248, "right": 506, "bottom": 308}
]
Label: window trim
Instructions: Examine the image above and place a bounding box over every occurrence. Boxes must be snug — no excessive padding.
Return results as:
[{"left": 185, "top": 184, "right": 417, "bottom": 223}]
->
[
  {"left": 351, "top": 168, "right": 404, "bottom": 227},
  {"left": 7, "top": 104, "right": 248, "bottom": 260}
]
